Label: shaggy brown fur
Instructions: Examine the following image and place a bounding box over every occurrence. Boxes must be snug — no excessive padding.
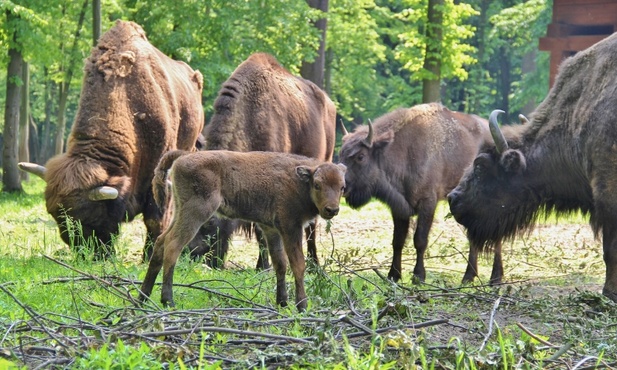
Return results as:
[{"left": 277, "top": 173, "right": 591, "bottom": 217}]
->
[
  {"left": 340, "top": 103, "right": 493, "bottom": 283},
  {"left": 22, "top": 20, "right": 204, "bottom": 259},
  {"left": 448, "top": 32, "right": 617, "bottom": 302},
  {"left": 197, "top": 52, "right": 336, "bottom": 268},
  {"left": 139, "top": 150, "right": 346, "bottom": 311}
]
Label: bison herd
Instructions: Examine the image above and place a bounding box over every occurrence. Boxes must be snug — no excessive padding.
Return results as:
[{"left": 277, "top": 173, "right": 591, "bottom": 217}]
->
[{"left": 17, "top": 20, "right": 617, "bottom": 309}]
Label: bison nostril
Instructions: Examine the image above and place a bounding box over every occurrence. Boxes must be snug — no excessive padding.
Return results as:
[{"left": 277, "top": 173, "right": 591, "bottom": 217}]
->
[
  {"left": 447, "top": 192, "right": 456, "bottom": 205},
  {"left": 325, "top": 207, "right": 339, "bottom": 215}
]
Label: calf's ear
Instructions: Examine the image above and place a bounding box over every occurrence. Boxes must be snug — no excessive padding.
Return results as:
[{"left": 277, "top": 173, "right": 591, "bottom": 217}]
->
[
  {"left": 296, "top": 166, "right": 314, "bottom": 182},
  {"left": 337, "top": 163, "right": 347, "bottom": 174}
]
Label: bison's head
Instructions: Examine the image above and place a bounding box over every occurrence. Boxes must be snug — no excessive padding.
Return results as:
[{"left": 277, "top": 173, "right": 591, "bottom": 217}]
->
[
  {"left": 339, "top": 120, "right": 393, "bottom": 209},
  {"left": 297, "top": 162, "right": 346, "bottom": 220},
  {"left": 19, "top": 157, "right": 130, "bottom": 259},
  {"left": 447, "top": 110, "right": 536, "bottom": 246}
]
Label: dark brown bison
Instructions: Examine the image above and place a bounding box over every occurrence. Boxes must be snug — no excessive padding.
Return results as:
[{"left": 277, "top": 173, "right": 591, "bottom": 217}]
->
[
  {"left": 196, "top": 52, "right": 336, "bottom": 268},
  {"left": 447, "top": 33, "right": 617, "bottom": 302},
  {"left": 18, "top": 20, "right": 204, "bottom": 260},
  {"left": 139, "top": 150, "right": 346, "bottom": 311},
  {"left": 339, "top": 103, "right": 492, "bottom": 283}
]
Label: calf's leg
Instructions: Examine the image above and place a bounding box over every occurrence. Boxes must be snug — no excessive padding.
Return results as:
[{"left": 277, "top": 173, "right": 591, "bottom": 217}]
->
[
  {"left": 281, "top": 229, "right": 307, "bottom": 311},
  {"left": 263, "top": 228, "right": 288, "bottom": 306}
]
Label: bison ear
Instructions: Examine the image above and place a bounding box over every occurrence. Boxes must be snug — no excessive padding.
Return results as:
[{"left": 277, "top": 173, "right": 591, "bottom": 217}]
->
[
  {"left": 296, "top": 166, "right": 313, "bottom": 182},
  {"left": 500, "top": 149, "right": 526, "bottom": 174},
  {"left": 372, "top": 130, "right": 394, "bottom": 150}
]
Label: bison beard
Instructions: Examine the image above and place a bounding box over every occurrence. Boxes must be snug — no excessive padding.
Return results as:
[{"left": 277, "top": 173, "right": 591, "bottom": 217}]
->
[
  {"left": 139, "top": 150, "right": 346, "bottom": 311},
  {"left": 18, "top": 20, "right": 204, "bottom": 260},
  {"left": 448, "top": 32, "right": 617, "bottom": 302}
]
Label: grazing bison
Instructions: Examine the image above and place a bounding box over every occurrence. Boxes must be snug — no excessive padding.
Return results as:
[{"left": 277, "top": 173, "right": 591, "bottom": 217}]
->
[
  {"left": 18, "top": 20, "right": 204, "bottom": 259},
  {"left": 139, "top": 150, "right": 346, "bottom": 311},
  {"left": 447, "top": 32, "right": 617, "bottom": 302},
  {"left": 197, "top": 52, "right": 336, "bottom": 268},
  {"left": 339, "top": 103, "right": 492, "bottom": 283}
]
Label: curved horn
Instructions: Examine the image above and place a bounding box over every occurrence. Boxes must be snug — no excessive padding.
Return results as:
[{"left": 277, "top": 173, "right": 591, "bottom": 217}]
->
[
  {"left": 489, "top": 110, "right": 508, "bottom": 154},
  {"left": 340, "top": 119, "right": 349, "bottom": 136},
  {"left": 518, "top": 114, "right": 530, "bottom": 125},
  {"left": 88, "top": 186, "right": 119, "bottom": 201},
  {"left": 363, "top": 119, "right": 374, "bottom": 146},
  {"left": 18, "top": 162, "right": 47, "bottom": 181}
]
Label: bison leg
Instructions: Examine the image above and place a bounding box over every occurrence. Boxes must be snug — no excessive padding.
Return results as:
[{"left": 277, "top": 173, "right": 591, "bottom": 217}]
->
[
  {"left": 489, "top": 240, "right": 503, "bottom": 285},
  {"left": 142, "top": 192, "right": 165, "bottom": 262},
  {"left": 305, "top": 219, "right": 319, "bottom": 265},
  {"left": 254, "top": 225, "right": 271, "bottom": 270},
  {"left": 263, "top": 228, "right": 288, "bottom": 307},
  {"left": 388, "top": 217, "right": 410, "bottom": 282},
  {"left": 602, "top": 224, "right": 617, "bottom": 302},
  {"left": 462, "top": 240, "right": 480, "bottom": 284},
  {"left": 411, "top": 199, "right": 437, "bottom": 283}
]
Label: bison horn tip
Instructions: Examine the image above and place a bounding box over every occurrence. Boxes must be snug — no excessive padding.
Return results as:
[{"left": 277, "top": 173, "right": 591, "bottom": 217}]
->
[{"left": 18, "top": 162, "right": 47, "bottom": 181}]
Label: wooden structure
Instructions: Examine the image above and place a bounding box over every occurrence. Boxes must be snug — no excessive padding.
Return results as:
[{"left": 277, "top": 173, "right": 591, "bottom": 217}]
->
[{"left": 539, "top": 0, "right": 617, "bottom": 86}]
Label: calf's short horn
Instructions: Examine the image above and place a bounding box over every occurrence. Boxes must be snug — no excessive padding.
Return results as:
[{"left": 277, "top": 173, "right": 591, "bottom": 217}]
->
[{"left": 88, "top": 186, "right": 119, "bottom": 201}]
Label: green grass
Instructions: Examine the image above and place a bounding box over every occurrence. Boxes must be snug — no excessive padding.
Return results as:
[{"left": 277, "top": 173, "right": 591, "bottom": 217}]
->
[{"left": 0, "top": 177, "right": 616, "bottom": 369}]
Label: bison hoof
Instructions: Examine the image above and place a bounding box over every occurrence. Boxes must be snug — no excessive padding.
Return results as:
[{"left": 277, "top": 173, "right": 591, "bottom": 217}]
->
[
  {"left": 602, "top": 287, "right": 617, "bottom": 303},
  {"left": 387, "top": 271, "right": 402, "bottom": 283}
]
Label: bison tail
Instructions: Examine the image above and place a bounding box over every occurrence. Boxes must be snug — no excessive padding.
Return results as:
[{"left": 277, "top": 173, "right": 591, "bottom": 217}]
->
[{"left": 152, "top": 150, "right": 191, "bottom": 210}]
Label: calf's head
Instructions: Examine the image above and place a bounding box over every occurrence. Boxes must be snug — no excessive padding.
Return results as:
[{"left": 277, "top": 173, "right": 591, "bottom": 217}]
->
[
  {"left": 339, "top": 120, "right": 393, "bottom": 209},
  {"left": 447, "top": 110, "right": 532, "bottom": 244},
  {"left": 296, "top": 162, "right": 347, "bottom": 219}
]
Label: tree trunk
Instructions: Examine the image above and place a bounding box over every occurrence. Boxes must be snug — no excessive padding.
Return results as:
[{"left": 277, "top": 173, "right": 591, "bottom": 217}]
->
[
  {"left": 521, "top": 50, "right": 537, "bottom": 116},
  {"left": 55, "top": 83, "right": 68, "bottom": 154},
  {"left": 300, "top": 0, "right": 328, "bottom": 89},
  {"left": 499, "top": 46, "right": 511, "bottom": 118},
  {"left": 54, "top": 0, "right": 89, "bottom": 155},
  {"left": 19, "top": 61, "right": 30, "bottom": 181},
  {"left": 422, "top": 0, "right": 444, "bottom": 103},
  {"left": 2, "top": 18, "right": 24, "bottom": 193},
  {"left": 93, "top": 0, "right": 101, "bottom": 45},
  {"left": 40, "top": 71, "right": 54, "bottom": 163}
]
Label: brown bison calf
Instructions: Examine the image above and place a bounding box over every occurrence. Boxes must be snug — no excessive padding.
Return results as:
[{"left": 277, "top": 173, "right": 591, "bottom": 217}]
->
[{"left": 139, "top": 150, "right": 346, "bottom": 311}]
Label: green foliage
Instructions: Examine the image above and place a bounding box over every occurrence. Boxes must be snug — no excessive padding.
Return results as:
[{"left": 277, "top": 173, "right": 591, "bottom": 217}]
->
[
  {"left": 126, "top": 0, "right": 322, "bottom": 116},
  {"left": 74, "top": 340, "right": 164, "bottom": 370},
  {"left": 395, "top": 0, "right": 478, "bottom": 81}
]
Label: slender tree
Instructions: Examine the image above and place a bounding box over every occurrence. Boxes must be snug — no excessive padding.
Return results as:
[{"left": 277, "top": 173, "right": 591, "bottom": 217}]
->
[
  {"left": 18, "top": 61, "right": 29, "bottom": 181},
  {"left": 300, "top": 0, "right": 328, "bottom": 89},
  {"left": 2, "top": 10, "right": 24, "bottom": 192},
  {"left": 54, "top": 0, "right": 88, "bottom": 155},
  {"left": 93, "top": 0, "right": 101, "bottom": 45},
  {"left": 422, "top": 0, "right": 444, "bottom": 103}
]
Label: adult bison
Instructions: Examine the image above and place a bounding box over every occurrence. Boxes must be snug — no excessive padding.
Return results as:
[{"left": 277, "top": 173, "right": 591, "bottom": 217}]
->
[
  {"left": 18, "top": 20, "right": 204, "bottom": 260},
  {"left": 139, "top": 150, "right": 346, "bottom": 311},
  {"left": 195, "top": 52, "right": 336, "bottom": 268},
  {"left": 339, "top": 103, "right": 492, "bottom": 283},
  {"left": 447, "top": 33, "right": 617, "bottom": 302}
]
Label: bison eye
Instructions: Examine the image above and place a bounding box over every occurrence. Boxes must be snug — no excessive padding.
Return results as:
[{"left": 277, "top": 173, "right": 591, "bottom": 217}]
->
[
  {"left": 314, "top": 183, "right": 321, "bottom": 190},
  {"left": 356, "top": 153, "right": 365, "bottom": 162}
]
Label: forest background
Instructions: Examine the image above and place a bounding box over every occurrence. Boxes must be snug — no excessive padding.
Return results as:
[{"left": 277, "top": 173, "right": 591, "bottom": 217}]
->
[{"left": 0, "top": 0, "right": 550, "bottom": 190}]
